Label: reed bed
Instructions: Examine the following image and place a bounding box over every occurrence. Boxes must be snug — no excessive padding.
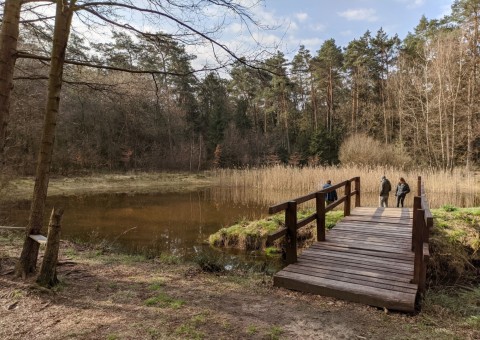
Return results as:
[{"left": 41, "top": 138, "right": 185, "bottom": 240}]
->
[{"left": 213, "top": 165, "right": 479, "bottom": 208}]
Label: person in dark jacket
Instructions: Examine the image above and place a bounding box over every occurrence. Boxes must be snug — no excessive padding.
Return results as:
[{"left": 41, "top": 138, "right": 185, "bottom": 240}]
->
[
  {"left": 323, "top": 180, "right": 338, "bottom": 206},
  {"left": 379, "top": 176, "right": 392, "bottom": 207},
  {"left": 395, "top": 177, "right": 410, "bottom": 207}
]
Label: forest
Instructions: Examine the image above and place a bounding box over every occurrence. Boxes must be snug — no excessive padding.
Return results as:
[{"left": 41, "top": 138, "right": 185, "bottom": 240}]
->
[{"left": 1, "top": 0, "right": 478, "bottom": 176}]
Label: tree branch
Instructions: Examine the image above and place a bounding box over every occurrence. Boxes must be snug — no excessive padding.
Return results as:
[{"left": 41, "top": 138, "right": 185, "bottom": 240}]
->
[{"left": 16, "top": 50, "right": 232, "bottom": 76}]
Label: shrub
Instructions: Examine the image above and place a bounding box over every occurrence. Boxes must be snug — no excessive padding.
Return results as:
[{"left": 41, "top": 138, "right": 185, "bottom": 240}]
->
[{"left": 339, "top": 134, "right": 411, "bottom": 168}]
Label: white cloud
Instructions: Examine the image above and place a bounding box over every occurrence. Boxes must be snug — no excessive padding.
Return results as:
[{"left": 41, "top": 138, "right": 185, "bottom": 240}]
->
[
  {"left": 338, "top": 8, "right": 378, "bottom": 22},
  {"left": 396, "top": 0, "right": 426, "bottom": 9},
  {"left": 295, "top": 12, "right": 309, "bottom": 22},
  {"left": 340, "top": 30, "right": 353, "bottom": 36},
  {"left": 309, "top": 23, "right": 326, "bottom": 32}
]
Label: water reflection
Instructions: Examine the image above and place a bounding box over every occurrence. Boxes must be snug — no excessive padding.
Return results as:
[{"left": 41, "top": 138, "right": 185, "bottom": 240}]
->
[{"left": 1, "top": 190, "right": 269, "bottom": 259}]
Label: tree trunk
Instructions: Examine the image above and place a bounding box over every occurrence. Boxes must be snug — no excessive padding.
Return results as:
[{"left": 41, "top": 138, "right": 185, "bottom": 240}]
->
[
  {"left": 16, "top": 0, "right": 75, "bottom": 278},
  {"left": 37, "top": 208, "right": 64, "bottom": 288},
  {"left": 0, "top": 0, "right": 22, "bottom": 164}
]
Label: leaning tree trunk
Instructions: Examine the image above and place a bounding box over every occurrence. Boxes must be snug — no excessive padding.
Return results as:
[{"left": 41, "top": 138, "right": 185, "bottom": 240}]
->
[
  {"left": 0, "top": 0, "right": 22, "bottom": 164},
  {"left": 37, "top": 208, "right": 64, "bottom": 287},
  {"left": 16, "top": 0, "right": 75, "bottom": 278}
]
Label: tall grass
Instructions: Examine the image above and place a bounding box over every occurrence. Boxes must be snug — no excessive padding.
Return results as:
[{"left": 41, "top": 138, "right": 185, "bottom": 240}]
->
[{"left": 213, "top": 165, "right": 479, "bottom": 208}]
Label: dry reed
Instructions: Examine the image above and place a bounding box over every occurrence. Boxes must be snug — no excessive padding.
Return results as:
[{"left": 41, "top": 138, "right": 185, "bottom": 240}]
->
[{"left": 213, "top": 165, "right": 479, "bottom": 208}]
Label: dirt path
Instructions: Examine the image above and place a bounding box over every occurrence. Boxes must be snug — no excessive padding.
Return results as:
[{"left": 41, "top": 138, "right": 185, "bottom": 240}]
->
[{"left": 1, "top": 239, "right": 475, "bottom": 340}]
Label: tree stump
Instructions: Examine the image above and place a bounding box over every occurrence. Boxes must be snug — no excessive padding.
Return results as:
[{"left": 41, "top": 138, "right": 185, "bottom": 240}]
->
[{"left": 36, "top": 208, "right": 64, "bottom": 288}]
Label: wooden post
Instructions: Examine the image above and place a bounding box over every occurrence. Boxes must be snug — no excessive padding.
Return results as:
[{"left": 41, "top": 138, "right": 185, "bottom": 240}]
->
[
  {"left": 285, "top": 201, "right": 298, "bottom": 264},
  {"left": 412, "top": 208, "right": 424, "bottom": 285},
  {"left": 412, "top": 196, "right": 421, "bottom": 251},
  {"left": 354, "top": 177, "right": 361, "bottom": 208},
  {"left": 417, "top": 176, "right": 422, "bottom": 196},
  {"left": 316, "top": 193, "right": 326, "bottom": 241},
  {"left": 344, "top": 180, "right": 351, "bottom": 217},
  {"left": 37, "top": 208, "right": 64, "bottom": 288}
]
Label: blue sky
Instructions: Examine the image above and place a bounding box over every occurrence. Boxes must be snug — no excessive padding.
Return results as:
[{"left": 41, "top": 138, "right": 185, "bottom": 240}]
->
[{"left": 249, "top": 0, "right": 454, "bottom": 57}]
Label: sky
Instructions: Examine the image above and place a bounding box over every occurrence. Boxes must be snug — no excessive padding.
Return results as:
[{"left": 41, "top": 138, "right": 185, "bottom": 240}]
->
[
  {"left": 18, "top": 0, "right": 456, "bottom": 71},
  {"left": 229, "top": 0, "right": 455, "bottom": 58}
]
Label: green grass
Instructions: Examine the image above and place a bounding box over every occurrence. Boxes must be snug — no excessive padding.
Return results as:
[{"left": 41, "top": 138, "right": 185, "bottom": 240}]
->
[
  {"left": 144, "top": 291, "right": 185, "bottom": 309},
  {"left": 246, "top": 325, "right": 258, "bottom": 335},
  {"left": 174, "top": 315, "right": 208, "bottom": 340},
  {"left": 266, "top": 326, "right": 283, "bottom": 340},
  {"left": 429, "top": 207, "right": 479, "bottom": 286},
  {"left": 148, "top": 280, "right": 165, "bottom": 291},
  {"left": 175, "top": 324, "right": 204, "bottom": 340}
]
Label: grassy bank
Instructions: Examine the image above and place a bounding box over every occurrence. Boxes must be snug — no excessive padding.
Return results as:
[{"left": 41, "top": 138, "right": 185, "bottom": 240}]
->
[
  {"left": 209, "top": 210, "right": 344, "bottom": 252},
  {"left": 0, "top": 172, "right": 214, "bottom": 202}
]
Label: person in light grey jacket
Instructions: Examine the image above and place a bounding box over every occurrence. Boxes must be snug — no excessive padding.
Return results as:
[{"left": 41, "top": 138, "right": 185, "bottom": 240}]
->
[{"left": 379, "top": 176, "right": 392, "bottom": 207}]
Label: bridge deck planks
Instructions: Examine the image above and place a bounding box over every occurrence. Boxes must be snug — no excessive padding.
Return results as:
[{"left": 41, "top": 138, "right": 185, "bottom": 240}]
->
[{"left": 273, "top": 207, "right": 418, "bottom": 312}]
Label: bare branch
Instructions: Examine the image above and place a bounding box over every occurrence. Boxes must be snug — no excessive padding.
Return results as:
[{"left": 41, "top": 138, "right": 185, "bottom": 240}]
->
[
  {"left": 77, "top": 1, "right": 273, "bottom": 73},
  {"left": 16, "top": 50, "right": 235, "bottom": 76}
]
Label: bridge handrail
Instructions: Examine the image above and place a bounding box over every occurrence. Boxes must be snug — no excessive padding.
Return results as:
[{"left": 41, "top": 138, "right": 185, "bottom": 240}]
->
[
  {"left": 267, "top": 177, "right": 360, "bottom": 264},
  {"left": 412, "top": 176, "right": 433, "bottom": 294}
]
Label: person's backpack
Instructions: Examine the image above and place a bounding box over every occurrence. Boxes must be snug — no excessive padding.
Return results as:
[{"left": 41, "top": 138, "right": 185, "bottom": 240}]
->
[
  {"left": 405, "top": 183, "right": 410, "bottom": 194},
  {"left": 386, "top": 179, "right": 391, "bottom": 192}
]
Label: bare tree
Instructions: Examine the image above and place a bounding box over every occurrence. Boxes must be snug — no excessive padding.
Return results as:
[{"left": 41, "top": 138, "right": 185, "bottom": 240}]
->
[{"left": 11, "top": 0, "right": 272, "bottom": 277}]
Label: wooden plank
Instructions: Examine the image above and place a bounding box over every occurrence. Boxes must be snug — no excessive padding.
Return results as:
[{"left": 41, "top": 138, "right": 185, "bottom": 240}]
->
[
  {"left": 283, "top": 265, "right": 417, "bottom": 293},
  {"left": 296, "top": 256, "right": 413, "bottom": 278},
  {"left": 301, "top": 249, "right": 413, "bottom": 271},
  {"left": 350, "top": 211, "right": 413, "bottom": 218},
  {"left": 337, "top": 220, "right": 412, "bottom": 228},
  {"left": 329, "top": 230, "right": 412, "bottom": 243},
  {"left": 302, "top": 247, "right": 414, "bottom": 267},
  {"left": 343, "top": 216, "right": 412, "bottom": 225},
  {"left": 324, "top": 238, "right": 411, "bottom": 251},
  {"left": 293, "top": 260, "right": 416, "bottom": 285},
  {"left": 274, "top": 271, "right": 416, "bottom": 312},
  {"left": 333, "top": 223, "right": 412, "bottom": 234},
  {"left": 307, "top": 243, "right": 415, "bottom": 261},
  {"left": 266, "top": 227, "right": 286, "bottom": 244},
  {"left": 305, "top": 245, "right": 414, "bottom": 264},
  {"left": 320, "top": 239, "right": 414, "bottom": 254},
  {"left": 297, "top": 213, "right": 317, "bottom": 229},
  {"left": 29, "top": 234, "right": 47, "bottom": 244},
  {"left": 326, "top": 234, "right": 411, "bottom": 248},
  {"left": 331, "top": 228, "right": 412, "bottom": 241}
]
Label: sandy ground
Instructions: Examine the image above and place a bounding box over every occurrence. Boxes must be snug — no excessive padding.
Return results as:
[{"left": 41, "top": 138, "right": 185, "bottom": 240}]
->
[{"left": 1, "top": 238, "right": 476, "bottom": 340}]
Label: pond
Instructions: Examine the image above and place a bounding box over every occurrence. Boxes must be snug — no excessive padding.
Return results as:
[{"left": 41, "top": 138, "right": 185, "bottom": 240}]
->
[
  {"left": 1, "top": 189, "right": 269, "bottom": 260},
  {"left": 2, "top": 185, "right": 478, "bottom": 263}
]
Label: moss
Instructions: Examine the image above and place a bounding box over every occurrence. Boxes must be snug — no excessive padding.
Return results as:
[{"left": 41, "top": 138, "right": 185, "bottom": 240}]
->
[
  {"left": 208, "top": 216, "right": 280, "bottom": 250},
  {"left": 264, "top": 247, "right": 281, "bottom": 256},
  {"left": 209, "top": 209, "right": 344, "bottom": 251}
]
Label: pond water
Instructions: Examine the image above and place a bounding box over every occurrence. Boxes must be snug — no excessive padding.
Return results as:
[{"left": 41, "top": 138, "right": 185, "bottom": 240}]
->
[
  {"left": 1, "top": 185, "right": 478, "bottom": 264},
  {"left": 1, "top": 189, "right": 269, "bottom": 260}
]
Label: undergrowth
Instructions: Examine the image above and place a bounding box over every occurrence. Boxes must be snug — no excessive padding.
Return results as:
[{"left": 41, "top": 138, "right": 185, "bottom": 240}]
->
[{"left": 429, "top": 206, "right": 480, "bottom": 287}]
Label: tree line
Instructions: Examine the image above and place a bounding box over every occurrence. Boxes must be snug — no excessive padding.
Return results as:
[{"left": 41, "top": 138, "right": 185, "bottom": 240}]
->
[{"left": 3, "top": 0, "right": 480, "bottom": 178}]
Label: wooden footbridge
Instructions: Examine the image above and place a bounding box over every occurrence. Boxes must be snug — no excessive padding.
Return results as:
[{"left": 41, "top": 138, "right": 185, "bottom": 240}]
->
[{"left": 268, "top": 177, "right": 433, "bottom": 312}]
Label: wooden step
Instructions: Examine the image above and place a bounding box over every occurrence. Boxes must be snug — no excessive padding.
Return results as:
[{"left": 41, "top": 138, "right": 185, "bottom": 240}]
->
[{"left": 29, "top": 234, "right": 47, "bottom": 244}]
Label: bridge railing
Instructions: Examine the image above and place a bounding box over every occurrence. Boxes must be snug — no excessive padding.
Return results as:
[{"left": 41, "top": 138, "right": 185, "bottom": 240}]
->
[
  {"left": 412, "top": 176, "right": 433, "bottom": 294},
  {"left": 267, "top": 177, "right": 361, "bottom": 264}
]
